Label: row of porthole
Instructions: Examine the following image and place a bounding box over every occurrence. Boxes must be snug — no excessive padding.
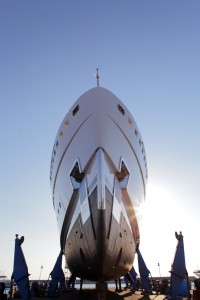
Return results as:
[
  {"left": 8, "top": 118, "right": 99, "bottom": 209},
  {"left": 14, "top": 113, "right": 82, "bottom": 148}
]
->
[
  {"left": 57, "top": 202, "right": 62, "bottom": 215},
  {"left": 118, "top": 104, "right": 147, "bottom": 179},
  {"left": 50, "top": 105, "right": 79, "bottom": 181}
]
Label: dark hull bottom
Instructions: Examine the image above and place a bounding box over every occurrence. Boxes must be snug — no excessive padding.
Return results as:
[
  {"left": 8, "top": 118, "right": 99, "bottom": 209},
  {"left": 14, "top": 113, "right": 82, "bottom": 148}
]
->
[{"left": 63, "top": 187, "right": 136, "bottom": 282}]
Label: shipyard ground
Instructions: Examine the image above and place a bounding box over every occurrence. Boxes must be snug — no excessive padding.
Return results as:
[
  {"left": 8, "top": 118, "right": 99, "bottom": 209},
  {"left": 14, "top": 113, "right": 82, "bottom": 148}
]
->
[
  {"left": 33, "top": 290, "right": 165, "bottom": 300},
  {"left": 31, "top": 289, "right": 193, "bottom": 300}
]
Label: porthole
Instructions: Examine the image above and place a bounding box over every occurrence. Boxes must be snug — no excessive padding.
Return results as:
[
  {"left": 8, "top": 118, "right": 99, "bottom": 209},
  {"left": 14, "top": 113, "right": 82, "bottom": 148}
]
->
[
  {"left": 128, "top": 117, "right": 132, "bottom": 125},
  {"left": 65, "top": 119, "right": 70, "bottom": 127},
  {"left": 73, "top": 105, "right": 79, "bottom": 116},
  {"left": 118, "top": 104, "right": 125, "bottom": 115}
]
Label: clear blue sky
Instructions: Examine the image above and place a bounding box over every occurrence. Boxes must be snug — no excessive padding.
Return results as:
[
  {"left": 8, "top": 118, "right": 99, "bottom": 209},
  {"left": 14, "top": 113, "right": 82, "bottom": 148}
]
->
[{"left": 0, "top": 1, "right": 200, "bottom": 280}]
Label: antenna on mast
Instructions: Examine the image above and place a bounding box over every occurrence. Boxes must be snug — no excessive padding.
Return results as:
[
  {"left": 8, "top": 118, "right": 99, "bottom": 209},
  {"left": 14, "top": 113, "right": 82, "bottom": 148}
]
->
[{"left": 96, "top": 68, "right": 100, "bottom": 87}]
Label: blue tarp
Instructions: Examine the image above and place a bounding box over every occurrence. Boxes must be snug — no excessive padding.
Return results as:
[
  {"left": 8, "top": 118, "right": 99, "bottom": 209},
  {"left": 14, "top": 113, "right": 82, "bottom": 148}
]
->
[
  {"left": 169, "top": 231, "right": 188, "bottom": 298},
  {"left": 137, "top": 248, "right": 151, "bottom": 294},
  {"left": 124, "top": 267, "right": 137, "bottom": 289},
  {"left": 12, "top": 234, "right": 30, "bottom": 300},
  {"left": 129, "top": 266, "right": 138, "bottom": 290},
  {"left": 48, "top": 251, "right": 66, "bottom": 297},
  {"left": 179, "top": 279, "right": 189, "bottom": 296}
]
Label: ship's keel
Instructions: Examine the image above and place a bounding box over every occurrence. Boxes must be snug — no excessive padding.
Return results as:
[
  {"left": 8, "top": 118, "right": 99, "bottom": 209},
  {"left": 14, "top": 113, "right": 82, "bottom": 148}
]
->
[
  {"left": 64, "top": 188, "right": 136, "bottom": 282},
  {"left": 63, "top": 148, "right": 137, "bottom": 282}
]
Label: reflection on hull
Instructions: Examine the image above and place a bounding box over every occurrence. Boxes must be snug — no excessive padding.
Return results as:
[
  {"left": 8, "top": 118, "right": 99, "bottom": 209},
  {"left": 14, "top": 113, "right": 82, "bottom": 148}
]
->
[
  {"left": 50, "top": 86, "right": 147, "bottom": 282},
  {"left": 64, "top": 184, "right": 135, "bottom": 281}
]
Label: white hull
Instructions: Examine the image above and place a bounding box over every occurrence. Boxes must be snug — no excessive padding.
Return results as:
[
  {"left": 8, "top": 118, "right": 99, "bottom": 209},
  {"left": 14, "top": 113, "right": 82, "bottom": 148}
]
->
[{"left": 50, "top": 87, "right": 147, "bottom": 281}]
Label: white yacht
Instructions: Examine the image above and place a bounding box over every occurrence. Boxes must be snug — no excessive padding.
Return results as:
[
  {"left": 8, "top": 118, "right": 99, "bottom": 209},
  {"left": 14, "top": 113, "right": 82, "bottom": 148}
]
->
[
  {"left": 50, "top": 78, "right": 147, "bottom": 282},
  {"left": 194, "top": 270, "right": 200, "bottom": 278},
  {"left": 0, "top": 275, "right": 8, "bottom": 282}
]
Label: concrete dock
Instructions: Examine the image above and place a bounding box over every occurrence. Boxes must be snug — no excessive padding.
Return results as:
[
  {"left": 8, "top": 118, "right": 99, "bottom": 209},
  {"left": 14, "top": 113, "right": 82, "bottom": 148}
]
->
[
  {"left": 27, "top": 287, "right": 198, "bottom": 300},
  {"left": 32, "top": 289, "right": 170, "bottom": 300}
]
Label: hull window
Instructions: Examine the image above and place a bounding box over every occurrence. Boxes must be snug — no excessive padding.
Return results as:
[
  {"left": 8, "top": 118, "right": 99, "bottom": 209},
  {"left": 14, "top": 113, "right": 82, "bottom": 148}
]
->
[
  {"left": 118, "top": 104, "right": 125, "bottom": 115},
  {"left": 72, "top": 105, "right": 79, "bottom": 116},
  {"left": 65, "top": 119, "right": 70, "bottom": 127}
]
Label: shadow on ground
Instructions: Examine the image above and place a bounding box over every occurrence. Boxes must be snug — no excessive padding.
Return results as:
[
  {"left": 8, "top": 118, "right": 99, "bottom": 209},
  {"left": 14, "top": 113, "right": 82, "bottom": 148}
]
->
[
  {"left": 56, "top": 289, "right": 155, "bottom": 300},
  {"left": 59, "top": 289, "right": 123, "bottom": 299}
]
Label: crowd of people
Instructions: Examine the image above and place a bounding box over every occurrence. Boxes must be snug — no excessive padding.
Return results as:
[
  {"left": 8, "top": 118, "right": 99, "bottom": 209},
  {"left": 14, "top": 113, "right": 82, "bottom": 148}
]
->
[
  {"left": 0, "top": 276, "right": 199, "bottom": 299},
  {"left": 0, "top": 281, "right": 49, "bottom": 299}
]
